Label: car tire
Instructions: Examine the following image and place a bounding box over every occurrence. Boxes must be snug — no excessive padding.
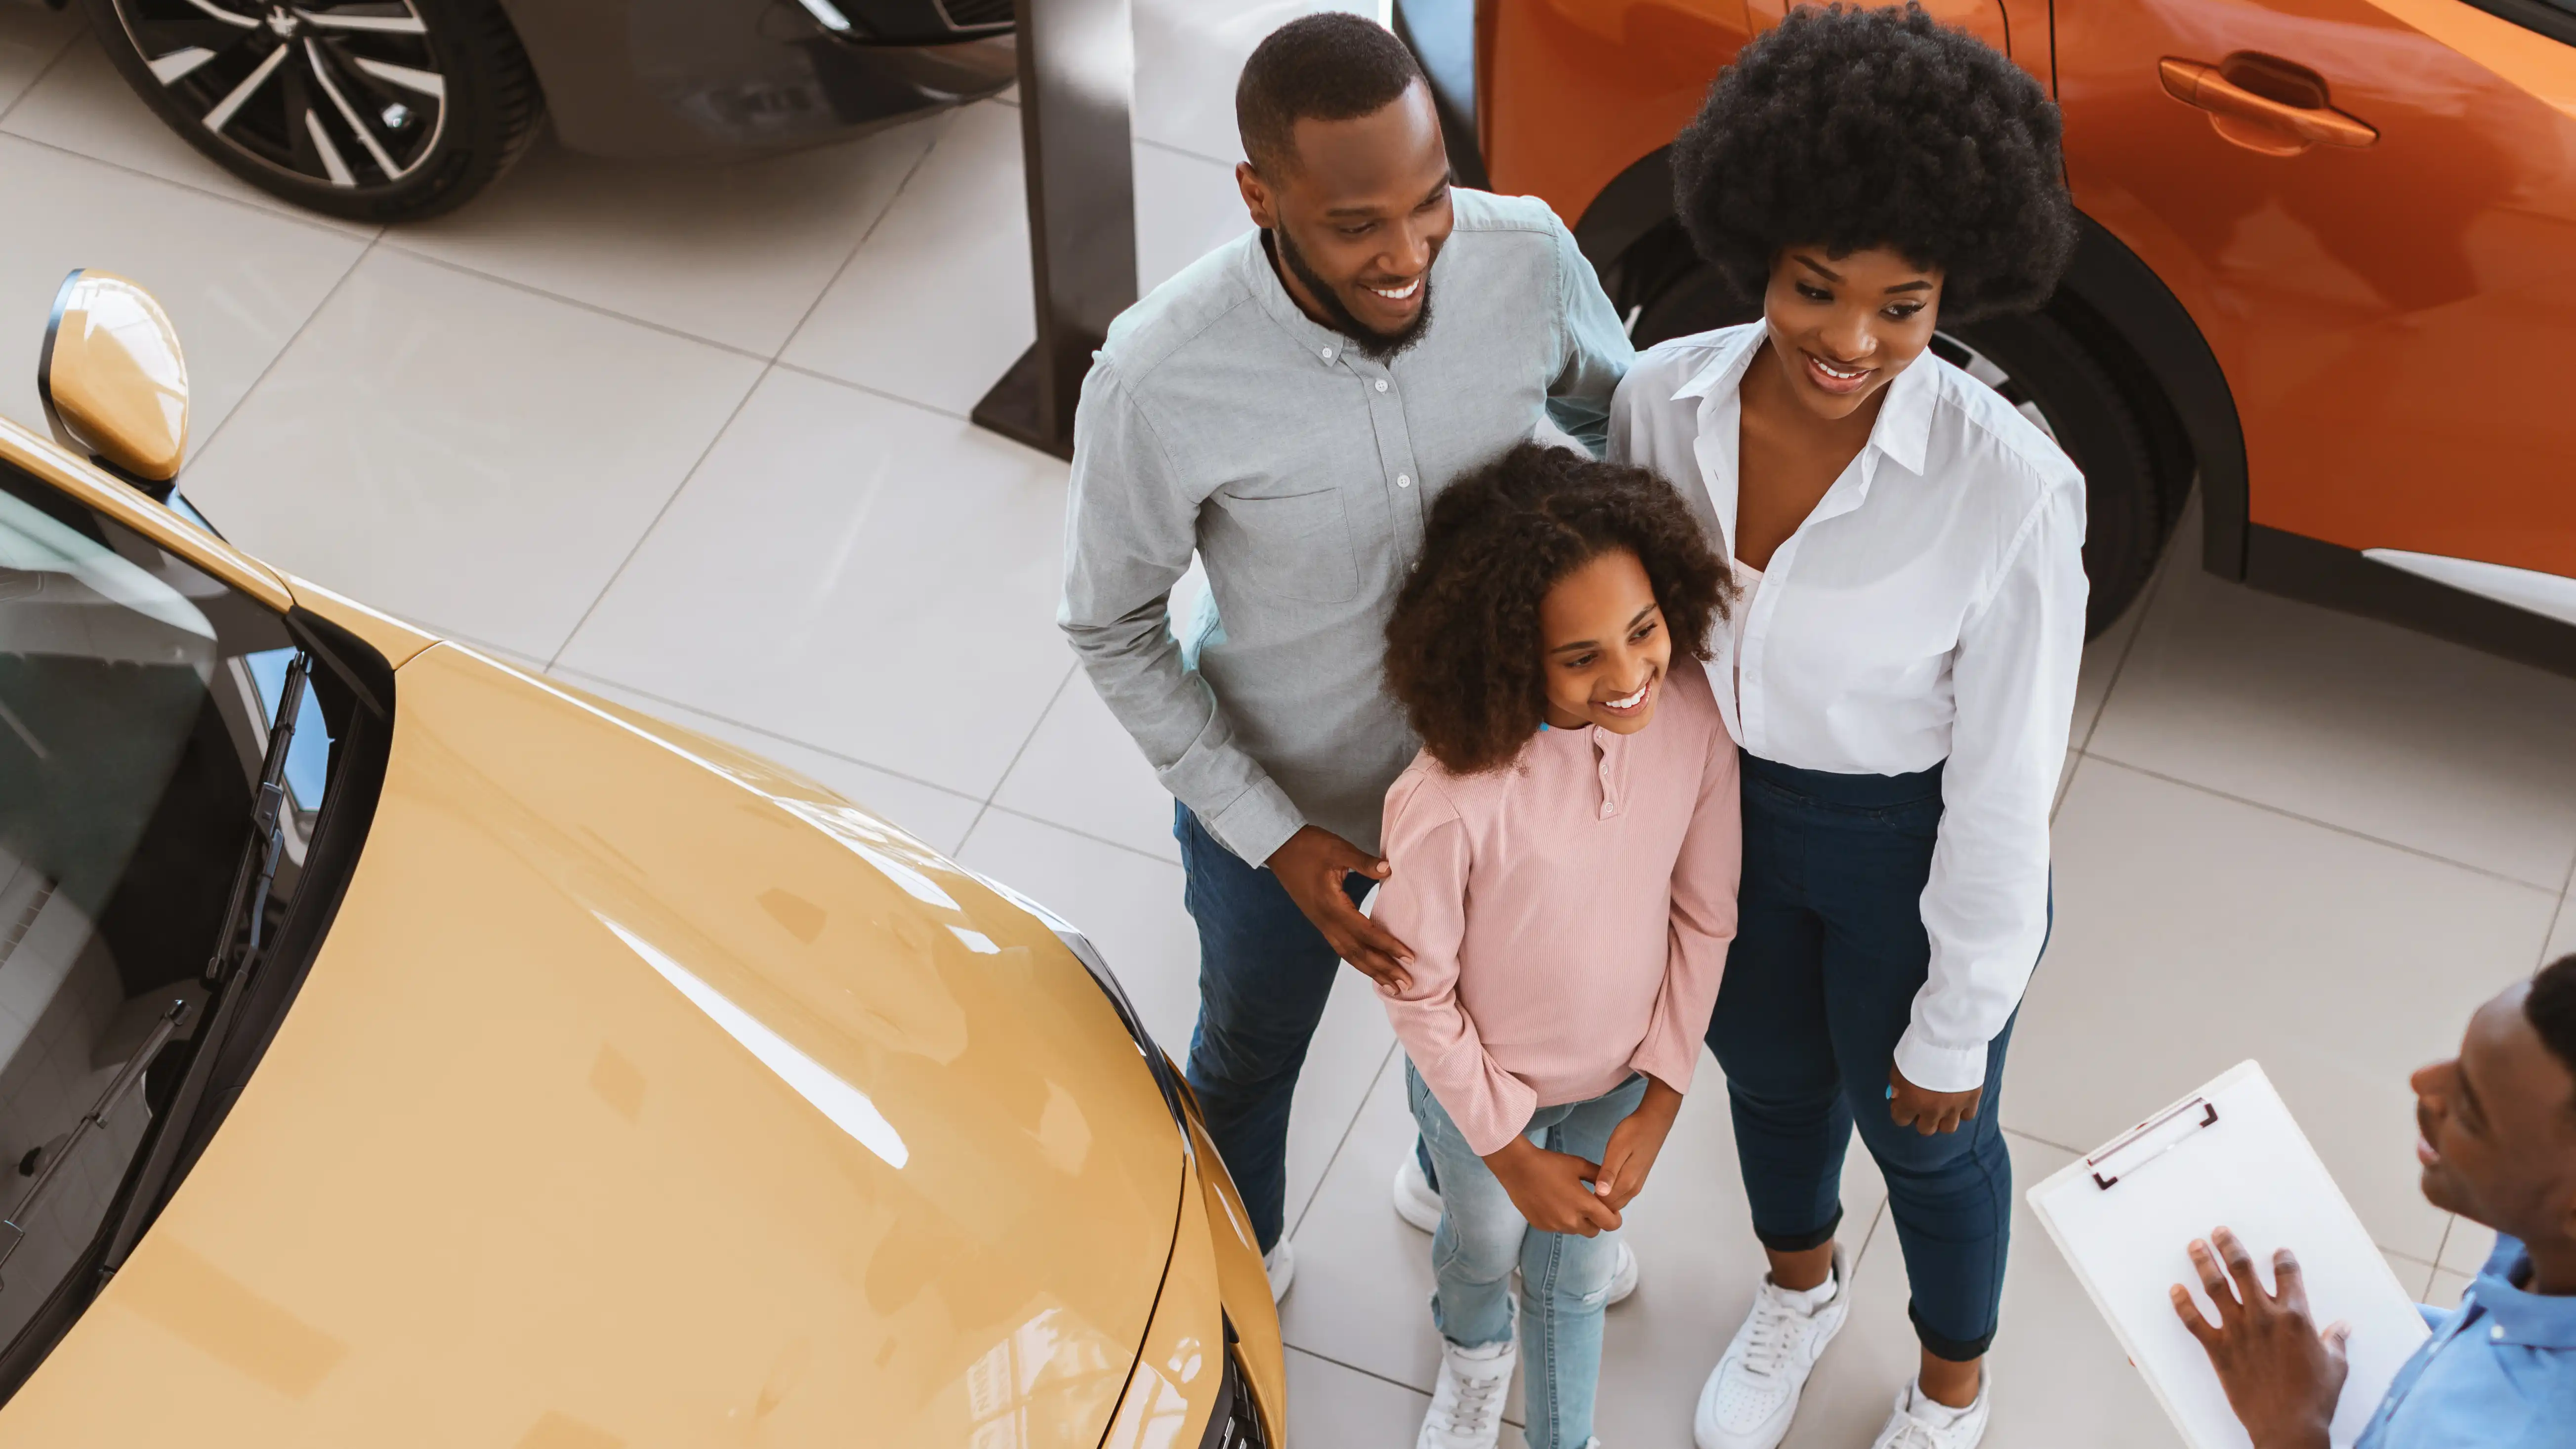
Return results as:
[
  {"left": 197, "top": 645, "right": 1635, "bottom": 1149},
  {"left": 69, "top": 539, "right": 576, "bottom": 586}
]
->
[
  {"left": 1620, "top": 243, "right": 2170, "bottom": 638},
  {"left": 83, "top": 0, "right": 543, "bottom": 224},
  {"left": 1934, "top": 313, "right": 2165, "bottom": 637}
]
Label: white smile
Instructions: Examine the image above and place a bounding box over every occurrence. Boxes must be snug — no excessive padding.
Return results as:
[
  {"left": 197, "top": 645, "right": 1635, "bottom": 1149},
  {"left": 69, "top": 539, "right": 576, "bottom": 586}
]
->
[
  {"left": 1607, "top": 681, "right": 1650, "bottom": 710},
  {"left": 1367, "top": 278, "right": 1422, "bottom": 301},
  {"left": 1810, "top": 354, "right": 1867, "bottom": 380}
]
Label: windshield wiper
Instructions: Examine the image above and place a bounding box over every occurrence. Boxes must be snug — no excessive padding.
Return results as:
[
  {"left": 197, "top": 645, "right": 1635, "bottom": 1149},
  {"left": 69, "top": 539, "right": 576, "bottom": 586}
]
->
[
  {"left": 205, "top": 651, "right": 309, "bottom": 985},
  {"left": 92, "top": 649, "right": 312, "bottom": 1276}
]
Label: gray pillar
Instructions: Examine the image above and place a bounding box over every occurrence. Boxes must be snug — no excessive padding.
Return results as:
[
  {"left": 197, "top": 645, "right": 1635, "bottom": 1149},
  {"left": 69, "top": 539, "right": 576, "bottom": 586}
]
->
[{"left": 972, "top": 0, "right": 1139, "bottom": 461}]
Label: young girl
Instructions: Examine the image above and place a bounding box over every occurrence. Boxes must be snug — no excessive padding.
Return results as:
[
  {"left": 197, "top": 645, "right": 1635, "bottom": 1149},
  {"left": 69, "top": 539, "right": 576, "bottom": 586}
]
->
[{"left": 1374, "top": 441, "right": 1740, "bottom": 1449}]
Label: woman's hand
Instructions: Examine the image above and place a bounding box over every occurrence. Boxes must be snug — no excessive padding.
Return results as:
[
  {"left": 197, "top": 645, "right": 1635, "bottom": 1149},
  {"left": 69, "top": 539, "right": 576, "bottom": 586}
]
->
[
  {"left": 1888, "top": 1064, "right": 1983, "bottom": 1135},
  {"left": 1595, "top": 1077, "right": 1684, "bottom": 1211},
  {"left": 1483, "top": 1137, "right": 1622, "bottom": 1237}
]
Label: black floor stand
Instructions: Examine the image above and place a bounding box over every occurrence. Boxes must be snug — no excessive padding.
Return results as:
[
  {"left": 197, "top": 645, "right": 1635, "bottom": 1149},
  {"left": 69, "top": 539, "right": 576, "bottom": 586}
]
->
[{"left": 971, "top": 0, "right": 1139, "bottom": 461}]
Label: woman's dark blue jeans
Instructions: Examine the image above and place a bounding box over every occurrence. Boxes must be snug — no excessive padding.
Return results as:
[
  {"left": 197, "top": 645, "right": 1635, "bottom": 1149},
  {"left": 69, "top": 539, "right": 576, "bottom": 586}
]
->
[{"left": 1706, "top": 750, "right": 2034, "bottom": 1363}]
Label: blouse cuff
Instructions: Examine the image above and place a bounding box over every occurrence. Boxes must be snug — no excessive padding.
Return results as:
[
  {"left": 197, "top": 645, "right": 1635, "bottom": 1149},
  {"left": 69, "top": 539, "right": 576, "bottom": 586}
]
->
[{"left": 1892, "top": 1029, "right": 1988, "bottom": 1096}]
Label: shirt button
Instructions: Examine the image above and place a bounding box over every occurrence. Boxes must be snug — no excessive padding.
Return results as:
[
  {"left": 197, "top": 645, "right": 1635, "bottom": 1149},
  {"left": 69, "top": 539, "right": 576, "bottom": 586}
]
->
[
  {"left": 1375, "top": 379, "right": 1389, "bottom": 392},
  {"left": 1319, "top": 347, "right": 1334, "bottom": 361},
  {"left": 1398, "top": 474, "right": 1412, "bottom": 488},
  {"left": 2491, "top": 1325, "right": 2506, "bottom": 1341}
]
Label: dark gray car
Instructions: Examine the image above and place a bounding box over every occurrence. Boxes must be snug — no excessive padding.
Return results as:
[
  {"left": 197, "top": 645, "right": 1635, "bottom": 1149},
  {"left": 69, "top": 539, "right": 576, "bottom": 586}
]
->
[{"left": 74, "top": 0, "right": 1016, "bottom": 221}]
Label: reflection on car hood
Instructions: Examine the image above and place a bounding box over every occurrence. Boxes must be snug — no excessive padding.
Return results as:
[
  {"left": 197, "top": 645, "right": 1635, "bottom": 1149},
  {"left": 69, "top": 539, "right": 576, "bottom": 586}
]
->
[{"left": 0, "top": 642, "right": 1182, "bottom": 1448}]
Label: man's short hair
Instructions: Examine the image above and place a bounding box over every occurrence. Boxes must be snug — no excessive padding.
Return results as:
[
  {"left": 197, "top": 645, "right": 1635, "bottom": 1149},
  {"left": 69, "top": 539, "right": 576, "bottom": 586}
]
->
[
  {"left": 2530, "top": 953, "right": 2576, "bottom": 1106},
  {"left": 1236, "top": 13, "right": 1425, "bottom": 176}
]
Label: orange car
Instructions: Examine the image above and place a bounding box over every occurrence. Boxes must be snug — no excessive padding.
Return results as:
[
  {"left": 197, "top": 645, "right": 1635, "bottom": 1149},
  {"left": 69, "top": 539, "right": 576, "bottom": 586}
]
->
[{"left": 1398, "top": 0, "right": 2576, "bottom": 655}]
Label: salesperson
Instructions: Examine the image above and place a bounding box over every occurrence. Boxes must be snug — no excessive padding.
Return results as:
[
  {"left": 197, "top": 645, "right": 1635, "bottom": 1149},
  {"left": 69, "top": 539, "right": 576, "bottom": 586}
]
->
[{"left": 1609, "top": 8, "right": 2084, "bottom": 1449}]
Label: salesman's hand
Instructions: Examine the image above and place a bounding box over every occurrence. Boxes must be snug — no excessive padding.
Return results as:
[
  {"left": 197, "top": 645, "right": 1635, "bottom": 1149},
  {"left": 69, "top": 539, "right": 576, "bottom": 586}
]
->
[
  {"left": 1887, "top": 1065, "right": 1982, "bottom": 1135},
  {"left": 1266, "top": 825, "right": 1414, "bottom": 993},
  {"left": 2170, "top": 1229, "right": 2349, "bottom": 1449},
  {"left": 1484, "top": 1136, "right": 1622, "bottom": 1237}
]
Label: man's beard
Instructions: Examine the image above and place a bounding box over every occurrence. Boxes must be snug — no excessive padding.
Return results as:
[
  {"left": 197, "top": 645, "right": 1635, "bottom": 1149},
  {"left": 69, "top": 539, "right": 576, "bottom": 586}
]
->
[{"left": 1271, "top": 226, "right": 1434, "bottom": 363}]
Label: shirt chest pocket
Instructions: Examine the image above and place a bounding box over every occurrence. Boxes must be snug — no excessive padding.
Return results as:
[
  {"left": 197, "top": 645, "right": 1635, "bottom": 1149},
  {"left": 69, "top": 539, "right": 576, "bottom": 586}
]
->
[{"left": 1214, "top": 487, "right": 1360, "bottom": 604}]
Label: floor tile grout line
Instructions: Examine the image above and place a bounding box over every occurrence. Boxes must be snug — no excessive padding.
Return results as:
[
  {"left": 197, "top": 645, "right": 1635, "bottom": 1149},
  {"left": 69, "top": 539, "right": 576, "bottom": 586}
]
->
[
  {"left": 542, "top": 365, "right": 770, "bottom": 671},
  {"left": 0, "top": 20, "right": 86, "bottom": 130},
  {"left": 380, "top": 244, "right": 776, "bottom": 364},
  {"left": 2535, "top": 845, "right": 2576, "bottom": 968},
  {"left": 957, "top": 662, "right": 1079, "bottom": 852},
  {"left": 1279, "top": 1344, "right": 1433, "bottom": 1403},
  {"left": 1288, "top": 1038, "right": 1401, "bottom": 1241},
  {"left": 2079, "top": 754, "right": 2568, "bottom": 894},
  {"left": 768, "top": 359, "right": 980, "bottom": 425},
  {"left": 0, "top": 127, "right": 379, "bottom": 245},
  {"left": 772, "top": 110, "right": 957, "bottom": 365},
  {"left": 978, "top": 802, "right": 1181, "bottom": 869},
  {"left": 181, "top": 234, "right": 379, "bottom": 476},
  {"left": 1999, "top": 1124, "right": 2085, "bottom": 1157}
]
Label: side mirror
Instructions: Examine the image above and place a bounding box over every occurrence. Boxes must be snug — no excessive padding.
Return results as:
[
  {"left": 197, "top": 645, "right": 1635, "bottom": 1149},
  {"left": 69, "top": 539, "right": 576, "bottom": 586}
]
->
[{"left": 38, "top": 269, "right": 190, "bottom": 495}]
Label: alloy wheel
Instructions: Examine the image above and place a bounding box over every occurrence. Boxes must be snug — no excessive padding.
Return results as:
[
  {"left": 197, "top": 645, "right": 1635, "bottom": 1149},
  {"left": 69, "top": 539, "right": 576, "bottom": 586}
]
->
[
  {"left": 106, "top": 1, "right": 449, "bottom": 191},
  {"left": 1930, "top": 330, "right": 2057, "bottom": 442}
]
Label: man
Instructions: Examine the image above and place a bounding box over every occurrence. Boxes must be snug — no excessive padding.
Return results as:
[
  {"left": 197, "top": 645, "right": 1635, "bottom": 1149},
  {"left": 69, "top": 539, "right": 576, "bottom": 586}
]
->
[
  {"left": 1057, "top": 13, "right": 1632, "bottom": 1301},
  {"left": 2173, "top": 953, "right": 2576, "bottom": 1447}
]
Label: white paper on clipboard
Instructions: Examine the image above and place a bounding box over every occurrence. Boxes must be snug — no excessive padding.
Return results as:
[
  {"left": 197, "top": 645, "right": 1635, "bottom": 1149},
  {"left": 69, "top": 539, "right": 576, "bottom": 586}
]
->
[{"left": 2028, "top": 1061, "right": 2429, "bottom": 1449}]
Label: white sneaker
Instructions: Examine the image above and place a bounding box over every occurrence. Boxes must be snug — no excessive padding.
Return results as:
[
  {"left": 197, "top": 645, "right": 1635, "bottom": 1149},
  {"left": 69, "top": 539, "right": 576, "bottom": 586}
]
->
[
  {"left": 1416, "top": 1335, "right": 1516, "bottom": 1449},
  {"left": 1394, "top": 1154, "right": 1445, "bottom": 1233},
  {"left": 1264, "top": 1241, "right": 1294, "bottom": 1303},
  {"left": 1868, "top": 1373, "right": 1991, "bottom": 1449},
  {"left": 1692, "top": 1247, "right": 1850, "bottom": 1449},
  {"left": 1394, "top": 1155, "right": 1643, "bottom": 1306}
]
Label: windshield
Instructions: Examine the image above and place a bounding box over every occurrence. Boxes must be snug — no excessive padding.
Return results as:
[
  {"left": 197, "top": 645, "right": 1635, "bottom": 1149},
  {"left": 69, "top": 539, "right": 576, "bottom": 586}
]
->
[{"left": 0, "top": 468, "right": 332, "bottom": 1353}]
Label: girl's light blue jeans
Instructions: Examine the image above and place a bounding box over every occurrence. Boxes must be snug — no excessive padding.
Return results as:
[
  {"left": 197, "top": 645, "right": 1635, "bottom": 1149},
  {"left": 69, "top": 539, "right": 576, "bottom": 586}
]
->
[{"left": 1407, "top": 1061, "right": 1647, "bottom": 1449}]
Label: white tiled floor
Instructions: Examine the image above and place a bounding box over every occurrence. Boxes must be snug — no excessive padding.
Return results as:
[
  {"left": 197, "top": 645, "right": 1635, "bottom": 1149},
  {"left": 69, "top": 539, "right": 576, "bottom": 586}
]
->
[{"left": 19, "top": 0, "right": 2572, "bottom": 1442}]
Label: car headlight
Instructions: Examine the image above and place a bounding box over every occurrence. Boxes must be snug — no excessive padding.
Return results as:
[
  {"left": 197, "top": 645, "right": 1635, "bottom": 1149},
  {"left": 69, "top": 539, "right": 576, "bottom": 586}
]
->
[{"left": 971, "top": 873, "right": 1196, "bottom": 1148}]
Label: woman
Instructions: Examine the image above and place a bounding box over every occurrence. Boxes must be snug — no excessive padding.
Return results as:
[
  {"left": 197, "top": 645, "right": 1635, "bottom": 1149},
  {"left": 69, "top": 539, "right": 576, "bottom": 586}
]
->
[{"left": 1608, "top": 8, "right": 2084, "bottom": 1449}]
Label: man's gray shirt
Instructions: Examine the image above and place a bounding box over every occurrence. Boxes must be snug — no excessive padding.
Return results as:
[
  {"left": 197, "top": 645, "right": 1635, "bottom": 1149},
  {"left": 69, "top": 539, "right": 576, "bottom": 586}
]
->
[{"left": 1059, "top": 189, "right": 1633, "bottom": 865}]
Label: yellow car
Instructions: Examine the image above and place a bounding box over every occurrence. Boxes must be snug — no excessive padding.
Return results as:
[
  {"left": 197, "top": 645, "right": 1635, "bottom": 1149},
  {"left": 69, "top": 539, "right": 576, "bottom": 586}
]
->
[{"left": 0, "top": 272, "right": 1281, "bottom": 1448}]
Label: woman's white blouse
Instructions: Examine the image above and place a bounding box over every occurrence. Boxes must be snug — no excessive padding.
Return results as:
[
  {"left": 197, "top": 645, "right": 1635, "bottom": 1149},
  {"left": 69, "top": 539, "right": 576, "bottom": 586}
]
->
[{"left": 1610, "top": 323, "right": 2088, "bottom": 1094}]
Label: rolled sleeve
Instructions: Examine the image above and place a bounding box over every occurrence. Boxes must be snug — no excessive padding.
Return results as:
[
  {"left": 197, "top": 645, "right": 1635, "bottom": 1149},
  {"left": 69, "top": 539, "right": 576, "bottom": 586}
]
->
[
  {"left": 1631, "top": 722, "right": 1742, "bottom": 1091},
  {"left": 1543, "top": 218, "right": 1635, "bottom": 457},
  {"left": 1373, "top": 775, "right": 1538, "bottom": 1156},
  {"left": 1058, "top": 359, "right": 1306, "bottom": 866},
  {"left": 1899, "top": 479, "right": 2086, "bottom": 1093}
]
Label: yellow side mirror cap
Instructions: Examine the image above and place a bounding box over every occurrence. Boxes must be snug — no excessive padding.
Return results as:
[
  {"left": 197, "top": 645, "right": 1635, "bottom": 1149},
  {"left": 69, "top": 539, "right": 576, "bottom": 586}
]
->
[{"left": 39, "top": 269, "right": 190, "bottom": 485}]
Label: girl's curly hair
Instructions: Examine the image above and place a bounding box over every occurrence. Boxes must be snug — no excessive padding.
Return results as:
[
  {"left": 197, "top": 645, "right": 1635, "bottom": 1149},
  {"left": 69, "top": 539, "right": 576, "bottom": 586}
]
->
[
  {"left": 1672, "top": 3, "right": 2077, "bottom": 321},
  {"left": 1384, "top": 442, "right": 1728, "bottom": 776}
]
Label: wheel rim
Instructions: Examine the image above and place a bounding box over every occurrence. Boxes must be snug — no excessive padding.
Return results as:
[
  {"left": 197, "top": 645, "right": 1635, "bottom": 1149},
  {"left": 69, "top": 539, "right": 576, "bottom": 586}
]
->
[
  {"left": 1929, "top": 331, "right": 2057, "bottom": 444},
  {"left": 108, "top": 1, "right": 449, "bottom": 190}
]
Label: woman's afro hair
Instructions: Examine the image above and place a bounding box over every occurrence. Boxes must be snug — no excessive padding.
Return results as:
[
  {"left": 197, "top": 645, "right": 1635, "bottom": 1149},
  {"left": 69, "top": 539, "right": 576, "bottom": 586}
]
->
[
  {"left": 1383, "top": 442, "right": 1728, "bottom": 776},
  {"left": 1671, "top": 3, "right": 2077, "bottom": 321}
]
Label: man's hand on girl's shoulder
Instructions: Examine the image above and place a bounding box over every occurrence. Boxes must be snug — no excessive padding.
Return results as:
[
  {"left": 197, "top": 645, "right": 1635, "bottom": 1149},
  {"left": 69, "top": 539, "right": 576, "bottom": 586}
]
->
[
  {"left": 1266, "top": 825, "right": 1413, "bottom": 992},
  {"left": 1597, "top": 1077, "right": 1685, "bottom": 1211}
]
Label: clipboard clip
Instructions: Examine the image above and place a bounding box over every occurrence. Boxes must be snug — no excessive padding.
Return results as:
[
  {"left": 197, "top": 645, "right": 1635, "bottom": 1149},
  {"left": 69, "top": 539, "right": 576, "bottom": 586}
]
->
[{"left": 2088, "top": 1096, "right": 2219, "bottom": 1190}]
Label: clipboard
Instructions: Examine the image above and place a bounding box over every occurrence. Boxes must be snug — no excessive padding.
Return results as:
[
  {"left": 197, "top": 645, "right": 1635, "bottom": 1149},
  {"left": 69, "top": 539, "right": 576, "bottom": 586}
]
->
[{"left": 2028, "top": 1061, "right": 2429, "bottom": 1449}]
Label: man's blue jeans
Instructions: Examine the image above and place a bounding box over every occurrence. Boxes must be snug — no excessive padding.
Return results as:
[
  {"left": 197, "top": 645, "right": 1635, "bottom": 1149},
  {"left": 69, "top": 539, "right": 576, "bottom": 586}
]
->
[
  {"left": 1411, "top": 1062, "right": 1643, "bottom": 1449},
  {"left": 1175, "top": 804, "right": 1370, "bottom": 1252}
]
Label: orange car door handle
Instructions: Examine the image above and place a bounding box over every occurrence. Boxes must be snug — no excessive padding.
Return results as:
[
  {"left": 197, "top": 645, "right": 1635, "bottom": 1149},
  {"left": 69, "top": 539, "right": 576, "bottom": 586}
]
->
[{"left": 2159, "top": 58, "right": 2379, "bottom": 150}]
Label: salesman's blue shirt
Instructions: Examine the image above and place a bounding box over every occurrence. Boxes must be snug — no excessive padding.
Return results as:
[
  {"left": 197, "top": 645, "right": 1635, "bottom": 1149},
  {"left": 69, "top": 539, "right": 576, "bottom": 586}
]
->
[{"left": 2356, "top": 1234, "right": 2576, "bottom": 1447}]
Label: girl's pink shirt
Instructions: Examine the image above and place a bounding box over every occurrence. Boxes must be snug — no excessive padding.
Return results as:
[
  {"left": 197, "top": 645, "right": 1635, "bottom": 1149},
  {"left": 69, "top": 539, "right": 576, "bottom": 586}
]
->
[{"left": 1374, "top": 655, "right": 1743, "bottom": 1156}]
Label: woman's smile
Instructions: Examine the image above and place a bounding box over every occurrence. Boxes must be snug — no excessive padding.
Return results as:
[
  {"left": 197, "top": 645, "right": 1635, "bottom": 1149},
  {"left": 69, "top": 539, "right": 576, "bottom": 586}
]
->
[{"left": 1801, "top": 348, "right": 1877, "bottom": 396}]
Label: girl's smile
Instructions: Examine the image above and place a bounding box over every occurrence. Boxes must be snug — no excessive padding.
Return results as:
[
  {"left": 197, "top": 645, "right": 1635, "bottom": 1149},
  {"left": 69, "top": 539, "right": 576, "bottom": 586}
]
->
[{"left": 1540, "top": 547, "right": 1672, "bottom": 736}]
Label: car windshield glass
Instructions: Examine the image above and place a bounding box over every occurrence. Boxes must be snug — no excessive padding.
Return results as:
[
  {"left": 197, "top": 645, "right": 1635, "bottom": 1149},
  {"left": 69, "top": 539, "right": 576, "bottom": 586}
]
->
[{"left": 0, "top": 473, "right": 328, "bottom": 1349}]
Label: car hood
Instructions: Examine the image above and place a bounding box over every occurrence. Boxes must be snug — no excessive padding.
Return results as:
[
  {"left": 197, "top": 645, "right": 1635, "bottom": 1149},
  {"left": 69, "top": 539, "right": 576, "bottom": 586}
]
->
[{"left": 0, "top": 642, "right": 1182, "bottom": 1447}]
